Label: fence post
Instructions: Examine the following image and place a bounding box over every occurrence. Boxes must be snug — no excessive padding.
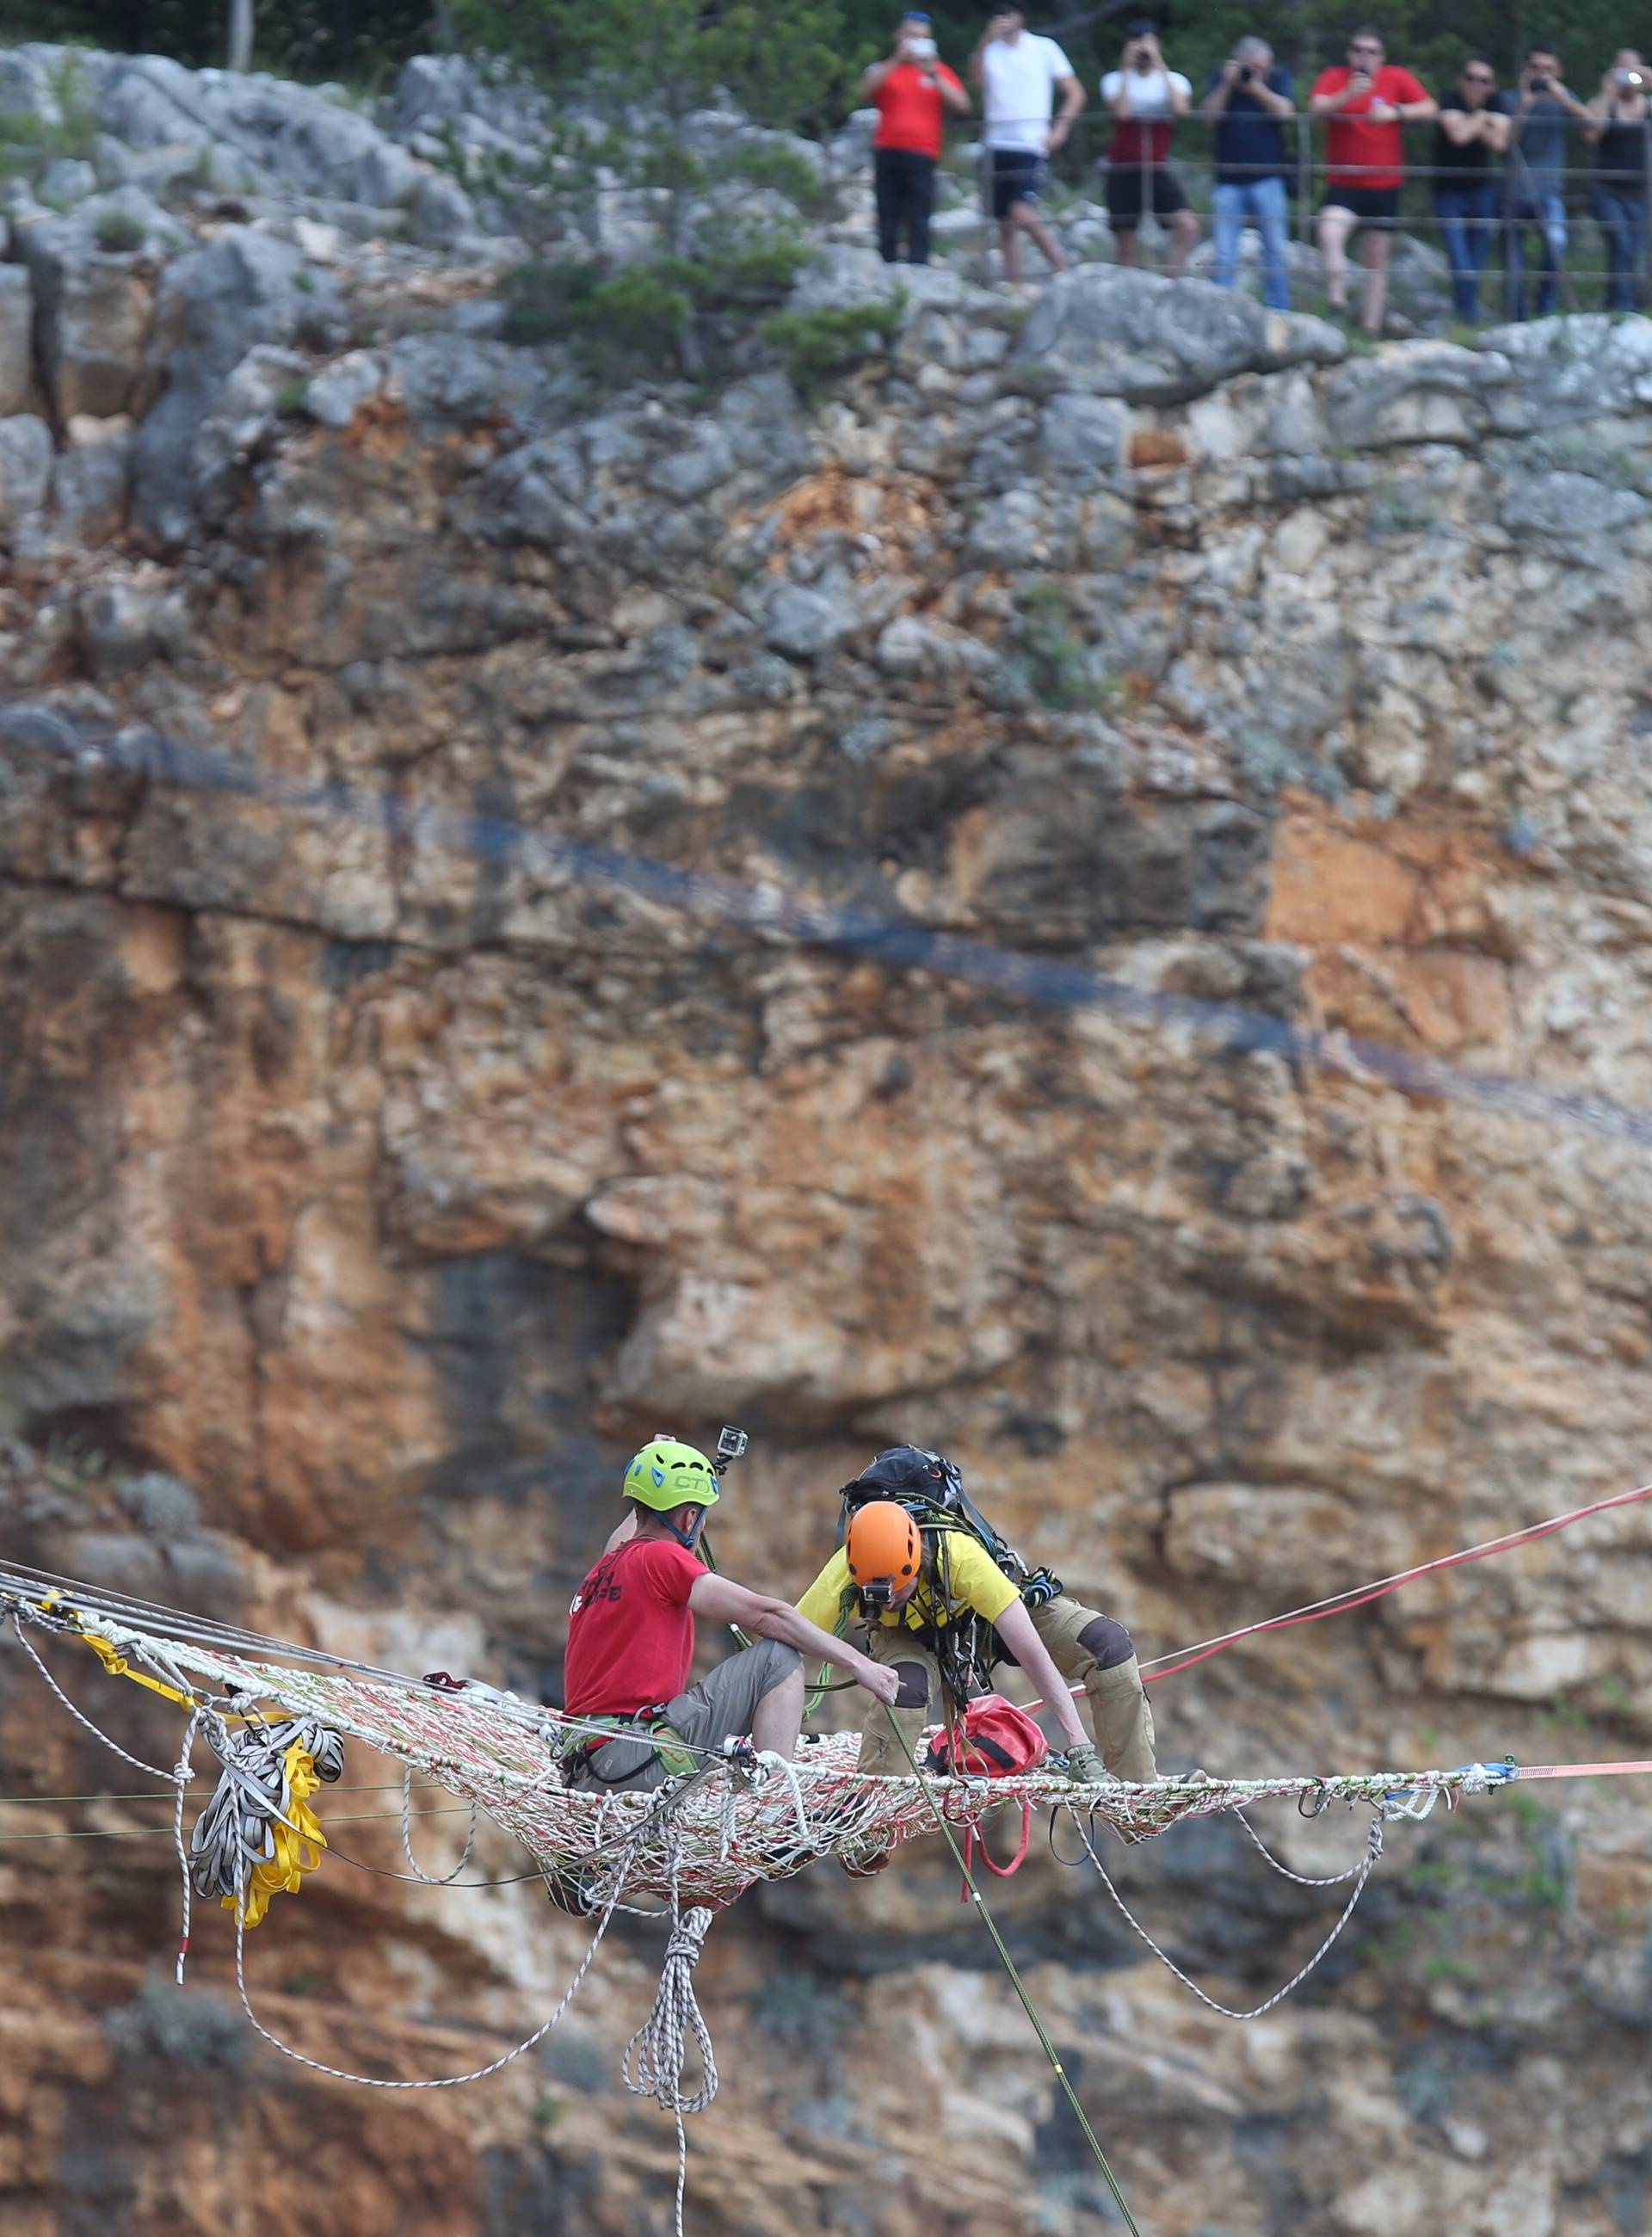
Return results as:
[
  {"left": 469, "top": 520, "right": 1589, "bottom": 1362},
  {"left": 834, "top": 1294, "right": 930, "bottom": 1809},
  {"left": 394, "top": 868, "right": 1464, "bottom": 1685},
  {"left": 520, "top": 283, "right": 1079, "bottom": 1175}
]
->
[{"left": 1297, "top": 108, "right": 1311, "bottom": 254}]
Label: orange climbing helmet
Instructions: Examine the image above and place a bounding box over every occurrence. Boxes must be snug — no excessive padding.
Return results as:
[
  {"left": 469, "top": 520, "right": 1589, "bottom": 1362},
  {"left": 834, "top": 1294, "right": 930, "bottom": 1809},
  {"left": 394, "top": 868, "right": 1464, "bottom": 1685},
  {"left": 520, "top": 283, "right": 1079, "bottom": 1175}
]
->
[{"left": 845, "top": 1501, "right": 922, "bottom": 1593}]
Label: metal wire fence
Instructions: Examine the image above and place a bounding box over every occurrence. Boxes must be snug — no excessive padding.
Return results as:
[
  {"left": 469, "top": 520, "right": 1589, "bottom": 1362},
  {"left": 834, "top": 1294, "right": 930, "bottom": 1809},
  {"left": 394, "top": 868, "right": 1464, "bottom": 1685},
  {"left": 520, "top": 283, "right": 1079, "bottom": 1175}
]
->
[{"left": 866, "top": 110, "right": 1652, "bottom": 317}]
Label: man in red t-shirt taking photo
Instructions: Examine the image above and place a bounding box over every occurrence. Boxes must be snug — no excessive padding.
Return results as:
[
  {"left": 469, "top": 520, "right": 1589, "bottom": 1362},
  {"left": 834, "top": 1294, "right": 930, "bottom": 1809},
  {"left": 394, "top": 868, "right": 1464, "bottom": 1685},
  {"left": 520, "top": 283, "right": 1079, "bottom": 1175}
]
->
[
  {"left": 563, "top": 1437, "right": 899, "bottom": 1793},
  {"left": 1310, "top": 27, "right": 1437, "bottom": 332},
  {"left": 860, "top": 10, "right": 971, "bottom": 264}
]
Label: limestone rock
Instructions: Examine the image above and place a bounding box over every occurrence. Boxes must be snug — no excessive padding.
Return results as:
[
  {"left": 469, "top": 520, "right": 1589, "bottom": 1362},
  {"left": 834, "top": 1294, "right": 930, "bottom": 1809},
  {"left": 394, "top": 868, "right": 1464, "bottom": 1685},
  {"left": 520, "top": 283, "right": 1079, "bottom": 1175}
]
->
[
  {"left": 98, "top": 52, "right": 421, "bottom": 206},
  {"left": 1014, "top": 265, "right": 1345, "bottom": 404},
  {"left": 50, "top": 413, "right": 131, "bottom": 545},
  {"left": 0, "top": 266, "right": 34, "bottom": 415},
  {"left": 131, "top": 228, "right": 342, "bottom": 548},
  {"left": 763, "top": 580, "right": 856, "bottom": 656},
  {"left": 0, "top": 414, "right": 52, "bottom": 544},
  {"left": 15, "top": 218, "right": 156, "bottom": 419},
  {"left": 1039, "top": 391, "right": 1129, "bottom": 479},
  {"left": 404, "top": 168, "right": 478, "bottom": 248},
  {"left": 301, "top": 348, "right": 385, "bottom": 430}
]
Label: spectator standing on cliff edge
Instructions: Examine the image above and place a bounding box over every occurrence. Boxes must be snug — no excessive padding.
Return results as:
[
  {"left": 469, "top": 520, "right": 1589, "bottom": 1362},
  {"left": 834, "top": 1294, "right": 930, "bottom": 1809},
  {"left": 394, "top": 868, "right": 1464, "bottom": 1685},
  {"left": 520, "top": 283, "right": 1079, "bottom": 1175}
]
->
[
  {"left": 1586, "top": 51, "right": 1649, "bottom": 311},
  {"left": 972, "top": 4, "right": 1086, "bottom": 281},
  {"left": 1506, "top": 46, "right": 1589, "bottom": 319},
  {"left": 1101, "top": 20, "right": 1199, "bottom": 274},
  {"left": 1310, "top": 28, "right": 1436, "bottom": 334},
  {"left": 1204, "top": 33, "right": 1296, "bottom": 308},
  {"left": 861, "top": 11, "right": 971, "bottom": 265},
  {"left": 1433, "top": 57, "right": 1511, "bottom": 324}
]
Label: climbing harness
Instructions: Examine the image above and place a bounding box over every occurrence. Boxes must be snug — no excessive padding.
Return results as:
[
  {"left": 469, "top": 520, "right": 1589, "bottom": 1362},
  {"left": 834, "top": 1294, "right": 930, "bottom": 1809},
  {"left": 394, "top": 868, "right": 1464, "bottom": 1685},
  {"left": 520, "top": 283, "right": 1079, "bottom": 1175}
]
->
[{"left": 557, "top": 1708, "right": 702, "bottom": 1786}]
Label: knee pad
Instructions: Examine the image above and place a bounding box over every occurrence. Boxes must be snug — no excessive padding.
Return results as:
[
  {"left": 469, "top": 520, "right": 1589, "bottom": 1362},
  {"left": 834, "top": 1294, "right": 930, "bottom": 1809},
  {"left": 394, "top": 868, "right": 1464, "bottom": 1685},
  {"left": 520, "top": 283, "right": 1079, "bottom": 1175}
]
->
[
  {"left": 892, "top": 1661, "right": 931, "bottom": 1710},
  {"left": 1077, "top": 1616, "right": 1134, "bottom": 1672}
]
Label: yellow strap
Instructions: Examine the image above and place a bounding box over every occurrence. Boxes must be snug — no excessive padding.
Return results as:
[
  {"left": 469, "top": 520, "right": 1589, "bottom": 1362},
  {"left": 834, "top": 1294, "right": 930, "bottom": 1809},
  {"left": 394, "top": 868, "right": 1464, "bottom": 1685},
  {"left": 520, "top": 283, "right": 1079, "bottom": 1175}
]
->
[
  {"left": 52, "top": 1619, "right": 325, "bottom": 1926},
  {"left": 79, "top": 1630, "right": 200, "bottom": 1711},
  {"left": 226, "top": 1740, "right": 330, "bottom": 1929}
]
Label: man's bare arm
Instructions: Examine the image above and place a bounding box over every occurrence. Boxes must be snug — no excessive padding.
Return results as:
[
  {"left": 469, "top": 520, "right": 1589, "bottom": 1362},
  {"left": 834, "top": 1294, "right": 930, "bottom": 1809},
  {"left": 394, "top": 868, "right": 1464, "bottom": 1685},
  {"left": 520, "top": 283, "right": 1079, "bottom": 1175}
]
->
[
  {"left": 688, "top": 1574, "right": 900, "bottom": 1702},
  {"left": 1049, "top": 71, "right": 1086, "bottom": 148}
]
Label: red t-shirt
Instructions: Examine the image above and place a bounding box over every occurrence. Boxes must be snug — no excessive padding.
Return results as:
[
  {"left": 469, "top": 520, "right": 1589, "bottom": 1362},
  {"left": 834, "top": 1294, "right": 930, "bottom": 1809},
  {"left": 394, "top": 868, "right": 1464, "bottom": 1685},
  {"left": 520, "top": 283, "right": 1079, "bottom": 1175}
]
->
[
  {"left": 1312, "top": 64, "right": 1428, "bottom": 188},
  {"left": 564, "top": 1538, "right": 703, "bottom": 1727},
  {"left": 874, "top": 61, "right": 965, "bottom": 161}
]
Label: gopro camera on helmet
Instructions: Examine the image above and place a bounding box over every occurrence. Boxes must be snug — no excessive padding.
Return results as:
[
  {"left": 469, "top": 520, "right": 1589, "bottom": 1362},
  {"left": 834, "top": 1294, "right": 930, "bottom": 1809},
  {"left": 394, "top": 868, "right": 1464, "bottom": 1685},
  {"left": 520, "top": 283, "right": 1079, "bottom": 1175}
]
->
[{"left": 714, "top": 1425, "right": 749, "bottom": 1471}]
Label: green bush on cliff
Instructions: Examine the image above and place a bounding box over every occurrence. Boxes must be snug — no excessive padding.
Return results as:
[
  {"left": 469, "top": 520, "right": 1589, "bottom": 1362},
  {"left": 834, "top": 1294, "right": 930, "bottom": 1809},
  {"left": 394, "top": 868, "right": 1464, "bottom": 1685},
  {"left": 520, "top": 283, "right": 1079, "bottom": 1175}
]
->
[
  {"left": 500, "top": 235, "right": 815, "bottom": 373},
  {"left": 759, "top": 295, "right": 904, "bottom": 395},
  {"left": 0, "top": 52, "right": 97, "bottom": 185}
]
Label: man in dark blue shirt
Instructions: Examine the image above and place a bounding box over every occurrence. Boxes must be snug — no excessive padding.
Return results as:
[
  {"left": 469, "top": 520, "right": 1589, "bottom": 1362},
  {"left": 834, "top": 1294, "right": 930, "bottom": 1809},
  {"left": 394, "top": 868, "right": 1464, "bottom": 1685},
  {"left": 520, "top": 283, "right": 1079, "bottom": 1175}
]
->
[{"left": 1203, "top": 35, "right": 1296, "bottom": 308}]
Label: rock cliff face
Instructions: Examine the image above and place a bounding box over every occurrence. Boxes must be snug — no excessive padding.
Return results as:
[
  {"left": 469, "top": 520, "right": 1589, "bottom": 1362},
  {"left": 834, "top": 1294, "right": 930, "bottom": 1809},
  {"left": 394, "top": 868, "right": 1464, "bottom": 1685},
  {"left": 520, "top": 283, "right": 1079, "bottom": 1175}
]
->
[{"left": 7, "top": 46, "right": 1652, "bottom": 2237}]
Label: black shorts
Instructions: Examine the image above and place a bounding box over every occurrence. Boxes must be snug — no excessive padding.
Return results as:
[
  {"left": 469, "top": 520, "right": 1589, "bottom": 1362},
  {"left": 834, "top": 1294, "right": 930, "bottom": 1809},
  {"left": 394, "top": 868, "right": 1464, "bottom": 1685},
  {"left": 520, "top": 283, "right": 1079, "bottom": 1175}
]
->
[
  {"left": 990, "top": 147, "right": 1046, "bottom": 219},
  {"left": 1320, "top": 185, "right": 1401, "bottom": 225},
  {"left": 1105, "top": 165, "right": 1190, "bottom": 228}
]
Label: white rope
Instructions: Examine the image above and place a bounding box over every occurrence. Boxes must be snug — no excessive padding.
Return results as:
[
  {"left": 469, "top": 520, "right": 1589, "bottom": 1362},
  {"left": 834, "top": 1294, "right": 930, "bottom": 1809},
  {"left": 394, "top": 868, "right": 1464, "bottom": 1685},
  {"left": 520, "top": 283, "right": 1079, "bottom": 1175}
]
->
[
  {"left": 1068, "top": 1807, "right": 1385, "bottom": 2022},
  {"left": 172, "top": 1706, "right": 209, "bottom": 1982},
  {"left": 623, "top": 1891, "right": 719, "bottom": 2237},
  {"left": 231, "top": 1852, "right": 626, "bottom": 2089},
  {"left": 8, "top": 1612, "right": 180, "bottom": 1781},
  {"left": 398, "top": 1765, "right": 478, "bottom": 1885},
  {"left": 1233, "top": 1809, "right": 1376, "bottom": 1887}
]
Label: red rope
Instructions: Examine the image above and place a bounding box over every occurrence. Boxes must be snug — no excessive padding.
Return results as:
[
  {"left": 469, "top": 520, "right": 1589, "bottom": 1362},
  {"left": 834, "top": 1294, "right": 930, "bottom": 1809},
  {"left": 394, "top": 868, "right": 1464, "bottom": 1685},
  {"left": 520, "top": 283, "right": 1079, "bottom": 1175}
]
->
[
  {"left": 1020, "top": 1478, "right": 1652, "bottom": 1710},
  {"left": 1141, "top": 1478, "right": 1652, "bottom": 1686}
]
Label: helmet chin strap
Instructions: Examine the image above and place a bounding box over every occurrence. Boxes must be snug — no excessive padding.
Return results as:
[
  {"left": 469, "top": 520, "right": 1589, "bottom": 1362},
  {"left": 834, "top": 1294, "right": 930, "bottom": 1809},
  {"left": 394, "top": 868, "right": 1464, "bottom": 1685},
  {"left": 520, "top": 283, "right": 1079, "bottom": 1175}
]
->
[{"left": 663, "top": 1507, "right": 705, "bottom": 1551}]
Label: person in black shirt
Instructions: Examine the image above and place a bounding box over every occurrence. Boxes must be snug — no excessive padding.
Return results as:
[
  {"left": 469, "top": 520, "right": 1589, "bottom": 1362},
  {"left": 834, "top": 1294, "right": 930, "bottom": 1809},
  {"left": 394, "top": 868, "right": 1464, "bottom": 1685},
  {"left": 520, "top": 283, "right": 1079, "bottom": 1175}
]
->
[
  {"left": 1506, "top": 47, "right": 1590, "bottom": 319},
  {"left": 1433, "top": 58, "right": 1511, "bottom": 321},
  {"left": 1586, "top": 49, "right": 1649, "bottom": 310},
  {"left": 1203, "top": 35, "right": 1296, "bottom": 309}
]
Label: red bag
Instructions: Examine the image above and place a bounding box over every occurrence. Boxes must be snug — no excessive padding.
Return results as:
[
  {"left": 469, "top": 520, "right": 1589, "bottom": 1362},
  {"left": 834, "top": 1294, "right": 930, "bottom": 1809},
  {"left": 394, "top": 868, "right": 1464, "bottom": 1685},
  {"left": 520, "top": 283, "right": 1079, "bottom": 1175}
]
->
[
  {"left": 925, "top": 1693, "right": 1049, "bottom": 1778},
  {"left": 926, "top": 1698, "right": 1049, "bottom": 1891}
]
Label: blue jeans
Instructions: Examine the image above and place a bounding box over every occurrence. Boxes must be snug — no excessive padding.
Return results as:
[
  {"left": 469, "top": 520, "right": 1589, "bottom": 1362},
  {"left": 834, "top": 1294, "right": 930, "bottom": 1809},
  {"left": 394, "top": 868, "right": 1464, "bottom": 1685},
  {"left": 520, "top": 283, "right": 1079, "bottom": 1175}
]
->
[
  {"left": 1211, "top": 175, "right": 1291, "bottom": 311},
  {"left": 1589, "top": 184, "right": 1644, "bottom": 311},
  {"left": 1433, "top": 182, "right": 1498, "bottom": 322},
  {"left": 1505, "top": 191, "right": 1568, "bottom": 319}
]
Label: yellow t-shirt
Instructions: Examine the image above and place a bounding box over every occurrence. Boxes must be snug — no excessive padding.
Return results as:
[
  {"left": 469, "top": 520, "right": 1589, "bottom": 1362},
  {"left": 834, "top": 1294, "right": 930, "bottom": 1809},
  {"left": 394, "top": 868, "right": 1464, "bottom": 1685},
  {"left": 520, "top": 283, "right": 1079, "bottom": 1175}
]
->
[{"left": 797, "top": 1530, "right": 1021, "bottom": 1635}]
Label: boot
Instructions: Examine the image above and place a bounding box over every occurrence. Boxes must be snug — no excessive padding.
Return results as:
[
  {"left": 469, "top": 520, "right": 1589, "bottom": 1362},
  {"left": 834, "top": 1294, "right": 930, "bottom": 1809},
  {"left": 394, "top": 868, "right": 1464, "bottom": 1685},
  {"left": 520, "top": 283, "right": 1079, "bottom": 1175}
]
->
[{"left": 1084, "top": 1655, "right": 1158, "bottom": 1784}]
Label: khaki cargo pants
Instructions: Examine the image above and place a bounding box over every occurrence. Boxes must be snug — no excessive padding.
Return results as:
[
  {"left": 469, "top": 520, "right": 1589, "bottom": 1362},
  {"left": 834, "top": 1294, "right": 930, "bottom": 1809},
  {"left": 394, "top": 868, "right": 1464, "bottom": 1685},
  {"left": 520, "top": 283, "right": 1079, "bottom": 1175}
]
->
[{"left": 852, "top": 1594, "right": 1157, "bottom": 1783}]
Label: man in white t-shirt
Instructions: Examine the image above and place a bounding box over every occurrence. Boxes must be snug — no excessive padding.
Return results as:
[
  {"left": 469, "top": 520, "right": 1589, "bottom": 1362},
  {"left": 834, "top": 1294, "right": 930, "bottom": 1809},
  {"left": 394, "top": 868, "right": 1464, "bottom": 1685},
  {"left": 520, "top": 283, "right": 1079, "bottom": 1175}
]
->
[
  {"left": 1100, "top": 22, "right": 1199, "bottom": 272},
  {"left": 971, "top": 5, "right": 1086, "bottom": 278}
]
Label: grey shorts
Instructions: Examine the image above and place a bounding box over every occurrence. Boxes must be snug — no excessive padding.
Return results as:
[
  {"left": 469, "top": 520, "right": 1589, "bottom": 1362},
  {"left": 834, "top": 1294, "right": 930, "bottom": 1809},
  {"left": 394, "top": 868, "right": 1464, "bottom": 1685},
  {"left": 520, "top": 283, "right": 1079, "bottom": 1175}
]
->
[{"left": 571, "top": 1637, "right": 800, "bottom": 1791}]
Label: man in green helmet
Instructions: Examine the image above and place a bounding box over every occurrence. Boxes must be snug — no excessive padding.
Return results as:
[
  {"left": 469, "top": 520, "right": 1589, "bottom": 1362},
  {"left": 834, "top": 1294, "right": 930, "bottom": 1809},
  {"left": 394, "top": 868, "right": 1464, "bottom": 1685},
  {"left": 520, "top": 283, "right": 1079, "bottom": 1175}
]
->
[{"left": 562, "top": 1436, "right": 900, "bottom": 1790}]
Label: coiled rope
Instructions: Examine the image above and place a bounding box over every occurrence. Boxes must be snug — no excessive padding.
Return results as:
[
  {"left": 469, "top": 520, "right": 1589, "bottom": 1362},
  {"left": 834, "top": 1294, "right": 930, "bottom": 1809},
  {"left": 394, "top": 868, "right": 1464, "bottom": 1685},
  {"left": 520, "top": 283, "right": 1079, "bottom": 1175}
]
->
[{"left": 624, "top": 1899, "right": 719, "bottom": 2234}]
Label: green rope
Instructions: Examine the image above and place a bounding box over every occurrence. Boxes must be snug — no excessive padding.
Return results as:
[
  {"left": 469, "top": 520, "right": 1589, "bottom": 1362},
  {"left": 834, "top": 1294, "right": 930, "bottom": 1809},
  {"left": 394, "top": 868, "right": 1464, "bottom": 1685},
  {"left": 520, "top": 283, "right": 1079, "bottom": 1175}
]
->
[{"left": 883, "top": 1708, "right": 1145, "bottom": 2237}]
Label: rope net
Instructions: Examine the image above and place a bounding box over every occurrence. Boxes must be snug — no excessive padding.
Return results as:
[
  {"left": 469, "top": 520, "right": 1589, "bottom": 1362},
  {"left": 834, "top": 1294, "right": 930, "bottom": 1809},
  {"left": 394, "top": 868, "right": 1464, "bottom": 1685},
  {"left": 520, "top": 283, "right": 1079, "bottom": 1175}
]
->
[{"left": 0, "top": 1573, "right": 1512, "bottom": 1911}]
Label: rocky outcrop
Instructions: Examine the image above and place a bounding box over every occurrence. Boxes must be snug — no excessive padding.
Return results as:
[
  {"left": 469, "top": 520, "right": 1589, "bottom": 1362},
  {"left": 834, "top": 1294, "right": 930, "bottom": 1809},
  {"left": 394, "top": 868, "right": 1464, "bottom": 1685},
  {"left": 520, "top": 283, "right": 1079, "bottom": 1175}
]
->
[{"left": 7, "top": 43, "right": 1652, "bottom": 2237}]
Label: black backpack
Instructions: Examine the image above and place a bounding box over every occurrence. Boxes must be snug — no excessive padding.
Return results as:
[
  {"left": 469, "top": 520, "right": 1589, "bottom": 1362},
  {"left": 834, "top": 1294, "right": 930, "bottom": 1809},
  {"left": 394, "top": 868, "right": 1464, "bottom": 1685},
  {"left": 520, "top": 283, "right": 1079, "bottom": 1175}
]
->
[{"left": 836, "top": 1446, "right": 1063, "bottom": 1626}]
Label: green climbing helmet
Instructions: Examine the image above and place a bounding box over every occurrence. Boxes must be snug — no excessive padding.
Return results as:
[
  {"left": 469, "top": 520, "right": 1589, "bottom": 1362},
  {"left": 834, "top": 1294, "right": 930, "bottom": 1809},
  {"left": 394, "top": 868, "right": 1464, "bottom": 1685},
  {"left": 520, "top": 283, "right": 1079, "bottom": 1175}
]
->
[{"left": 623, "top": 1436, "right": 721, "bottom": 1513}]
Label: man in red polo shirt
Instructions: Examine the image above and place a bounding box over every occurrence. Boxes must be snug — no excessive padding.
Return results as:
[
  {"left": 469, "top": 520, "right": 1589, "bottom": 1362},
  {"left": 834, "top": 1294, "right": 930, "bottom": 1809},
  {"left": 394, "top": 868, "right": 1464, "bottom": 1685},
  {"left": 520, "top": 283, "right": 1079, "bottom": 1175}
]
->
[
  {"left": 1310, "top": 27, "right": 1436, "bottom": 332},
  {"left": 564, "top": 1437, "right": 899, "bottom": 1793},
  {"left": 861, "top": 10, "right": 971, "bottom": 263}
]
